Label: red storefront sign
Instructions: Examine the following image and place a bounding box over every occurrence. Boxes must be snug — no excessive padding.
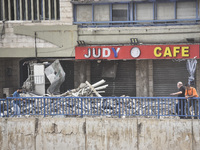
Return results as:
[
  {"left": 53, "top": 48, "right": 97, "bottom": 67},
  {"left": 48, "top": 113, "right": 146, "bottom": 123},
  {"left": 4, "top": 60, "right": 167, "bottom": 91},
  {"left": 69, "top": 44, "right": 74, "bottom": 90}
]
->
[{"left": 75, "top": 44, "right": 200, "bottom": 60}]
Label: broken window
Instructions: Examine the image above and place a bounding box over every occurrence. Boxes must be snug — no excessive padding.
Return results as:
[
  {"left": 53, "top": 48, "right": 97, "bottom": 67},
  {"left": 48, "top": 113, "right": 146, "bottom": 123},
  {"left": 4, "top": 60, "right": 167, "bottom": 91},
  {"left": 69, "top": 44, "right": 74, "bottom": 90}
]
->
[
  {"left": 112, "top": 4, "right": 128, "bottom": 21},
  {"left": 74, "top": 0, "right": 199, "bottom": 27},
  {"left": 0, "top": 0, "right": 60, "bottom": 21}
]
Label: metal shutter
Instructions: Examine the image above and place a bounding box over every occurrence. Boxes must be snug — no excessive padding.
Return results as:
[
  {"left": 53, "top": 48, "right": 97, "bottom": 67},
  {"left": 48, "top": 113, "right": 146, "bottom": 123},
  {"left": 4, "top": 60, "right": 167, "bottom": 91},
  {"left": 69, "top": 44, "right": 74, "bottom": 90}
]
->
[
  {"left": 91, "top": 60, "right": 136, "bottom": 97},
  {"left": 153, "top": 60, "right": 191, "bottom": 97}
]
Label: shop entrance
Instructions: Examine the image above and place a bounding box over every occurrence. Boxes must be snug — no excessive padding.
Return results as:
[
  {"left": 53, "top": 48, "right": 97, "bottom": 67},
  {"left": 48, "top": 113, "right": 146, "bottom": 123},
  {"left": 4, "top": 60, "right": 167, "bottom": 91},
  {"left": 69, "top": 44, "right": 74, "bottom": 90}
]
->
[{"left": 91, "top": 60, "right": 136, "bottom": 97}]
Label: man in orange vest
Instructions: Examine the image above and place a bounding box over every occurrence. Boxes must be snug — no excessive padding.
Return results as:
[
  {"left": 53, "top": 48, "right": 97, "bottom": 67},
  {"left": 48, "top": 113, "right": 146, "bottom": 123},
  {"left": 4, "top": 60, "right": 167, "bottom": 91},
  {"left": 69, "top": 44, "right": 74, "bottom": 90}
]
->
[{"left": 185, "top": 84, "right": 199, "bottom": 119}]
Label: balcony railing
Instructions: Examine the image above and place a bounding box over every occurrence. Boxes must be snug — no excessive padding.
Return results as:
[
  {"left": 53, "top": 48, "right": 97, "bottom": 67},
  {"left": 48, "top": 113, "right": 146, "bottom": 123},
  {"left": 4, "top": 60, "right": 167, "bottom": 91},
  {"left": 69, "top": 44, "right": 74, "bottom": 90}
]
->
[
  {"left": 0, "top": 97, "right": 199, "bottom": 119},
  {"left": 74, "top": 19, "right": 200, "bottom": 28}
]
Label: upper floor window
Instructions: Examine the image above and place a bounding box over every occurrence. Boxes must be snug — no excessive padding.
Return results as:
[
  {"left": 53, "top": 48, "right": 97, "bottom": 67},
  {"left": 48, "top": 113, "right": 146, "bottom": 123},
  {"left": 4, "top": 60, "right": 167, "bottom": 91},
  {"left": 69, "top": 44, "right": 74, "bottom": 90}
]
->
[
  {"left": 0, "top": 0, "right": 60, "bottom": 21},
  {"left": 73, "top": 0, "right": 200, "bottom": 27},
  {"left": 112, "top": 4, "right": 127, "bottom": 21}
]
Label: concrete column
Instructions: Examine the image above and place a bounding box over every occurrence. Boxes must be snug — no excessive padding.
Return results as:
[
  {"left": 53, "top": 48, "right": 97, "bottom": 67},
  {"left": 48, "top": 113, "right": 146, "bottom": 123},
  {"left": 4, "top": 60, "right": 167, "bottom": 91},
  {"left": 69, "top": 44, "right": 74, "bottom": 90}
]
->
[
  {"left": 148, "top": 60, "right": 153, "bottom": 97},
  {"left": 74, "top": 60, "right": 91, "bottom": 88},
  {"left": 196, "top": 60, "right": 200, "bottom": 95},
  {"left": 136, "top": 60, "right": 153, "bottom": 97}
]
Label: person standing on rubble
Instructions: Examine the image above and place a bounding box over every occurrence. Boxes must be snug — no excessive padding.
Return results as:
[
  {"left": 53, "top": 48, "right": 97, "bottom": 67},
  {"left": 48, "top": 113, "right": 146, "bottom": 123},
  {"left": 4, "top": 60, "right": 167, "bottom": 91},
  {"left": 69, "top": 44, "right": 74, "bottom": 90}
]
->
[
  {"left": 170, "top": 81, "right": 186, "bottom": 119},
  {"left": 12, "top": 87, "right": 23, "bottom": 117}
]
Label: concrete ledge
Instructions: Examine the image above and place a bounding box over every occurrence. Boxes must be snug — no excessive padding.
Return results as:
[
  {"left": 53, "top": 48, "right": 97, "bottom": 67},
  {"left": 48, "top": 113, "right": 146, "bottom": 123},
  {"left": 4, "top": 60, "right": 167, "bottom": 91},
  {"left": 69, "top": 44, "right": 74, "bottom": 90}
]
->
[{"left": 0, "top": 117, "right": 199, "bottom": 150}]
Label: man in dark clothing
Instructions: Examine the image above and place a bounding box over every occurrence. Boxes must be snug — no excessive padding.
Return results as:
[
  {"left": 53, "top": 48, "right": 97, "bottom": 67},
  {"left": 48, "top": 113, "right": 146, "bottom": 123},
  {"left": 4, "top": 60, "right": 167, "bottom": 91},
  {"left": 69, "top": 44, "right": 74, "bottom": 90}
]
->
[{"left": 170, "top": 81, "right": 186, "bottom": 118}]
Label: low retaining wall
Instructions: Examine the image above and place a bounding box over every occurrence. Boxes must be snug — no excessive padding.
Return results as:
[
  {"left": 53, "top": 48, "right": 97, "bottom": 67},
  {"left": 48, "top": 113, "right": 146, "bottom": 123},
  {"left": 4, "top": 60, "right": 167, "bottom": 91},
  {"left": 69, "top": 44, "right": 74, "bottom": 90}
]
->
[{"left": 0, "top": 117, "right": 200, "bottom": 150}]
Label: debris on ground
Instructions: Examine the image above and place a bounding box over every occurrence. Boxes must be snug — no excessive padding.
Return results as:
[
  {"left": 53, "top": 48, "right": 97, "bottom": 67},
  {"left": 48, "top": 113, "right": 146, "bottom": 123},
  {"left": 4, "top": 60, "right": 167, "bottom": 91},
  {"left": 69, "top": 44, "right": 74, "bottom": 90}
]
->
[
  {"left": 22, "top": 59, "right": 109, "bottom": 97},
  {"left": 53, "top": 79, "right": 108, "bottom": 97}
]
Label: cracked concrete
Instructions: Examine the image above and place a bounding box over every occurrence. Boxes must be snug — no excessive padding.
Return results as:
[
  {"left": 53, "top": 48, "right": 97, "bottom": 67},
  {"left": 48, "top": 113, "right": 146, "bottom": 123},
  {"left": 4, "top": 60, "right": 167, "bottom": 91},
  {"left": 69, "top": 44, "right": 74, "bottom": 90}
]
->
[{"left": 0, "top": 118, "right": 200, "bottom": 150}]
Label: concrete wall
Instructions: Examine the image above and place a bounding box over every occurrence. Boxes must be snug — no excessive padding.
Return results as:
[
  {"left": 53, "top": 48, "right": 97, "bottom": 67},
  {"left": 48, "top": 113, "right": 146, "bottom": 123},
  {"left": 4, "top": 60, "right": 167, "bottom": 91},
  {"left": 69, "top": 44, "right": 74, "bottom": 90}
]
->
[
  {"left": 0, "top": 0, "right": 199, "bottom": 97},
  {"left": 78, "top": 25, "right": 200, "bottom": 45},
  {"left": 0, "top": 117, "right": 200, "bottom": 150},
  {"left": 0, "top": 0, "right": 76, "bottom": 58},
  {"left": 0, "top": 24, "right": 78, "bottom": 58}
]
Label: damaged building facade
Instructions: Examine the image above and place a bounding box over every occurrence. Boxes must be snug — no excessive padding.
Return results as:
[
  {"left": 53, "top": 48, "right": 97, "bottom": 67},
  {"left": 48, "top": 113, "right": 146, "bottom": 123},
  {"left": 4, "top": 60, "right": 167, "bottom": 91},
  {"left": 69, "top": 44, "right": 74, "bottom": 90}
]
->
[{"left": 0, "top": 0, "right": 200, "bottom": 97}]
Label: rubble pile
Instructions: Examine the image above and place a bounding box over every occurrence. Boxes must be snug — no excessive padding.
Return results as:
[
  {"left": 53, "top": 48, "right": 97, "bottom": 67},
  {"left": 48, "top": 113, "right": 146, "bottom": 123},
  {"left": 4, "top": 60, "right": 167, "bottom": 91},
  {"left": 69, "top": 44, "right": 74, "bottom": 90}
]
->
[
  {"left": 0, "top": 97, "right": 177, "bottom": 118},
  {"left": 55, "top": 79, "right": 108, "bottom": 97}
]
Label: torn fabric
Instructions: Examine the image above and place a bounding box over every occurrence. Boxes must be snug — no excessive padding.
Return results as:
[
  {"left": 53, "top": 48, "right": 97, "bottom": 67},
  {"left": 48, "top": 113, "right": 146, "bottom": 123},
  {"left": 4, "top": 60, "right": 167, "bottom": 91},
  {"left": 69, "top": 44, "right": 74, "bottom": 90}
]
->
[{"left": 186, "top": 59, "right": 197, "bottom": 85}]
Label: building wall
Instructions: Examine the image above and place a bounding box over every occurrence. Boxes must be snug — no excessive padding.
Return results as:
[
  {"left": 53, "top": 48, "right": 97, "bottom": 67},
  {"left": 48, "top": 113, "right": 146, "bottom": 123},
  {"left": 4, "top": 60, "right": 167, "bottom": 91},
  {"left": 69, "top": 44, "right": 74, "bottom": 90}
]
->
[
  {"left": 78, "top": 25, "right": 200, "bottom": 45},
  {"left": 0, "top": 0, "right": 76, "bottom": 58},
  {"left": 0, "top": 117, "right": 200, "bottom": 150},
  {"left": 0, "top": 0, "right": 199, "bottom": 97}
]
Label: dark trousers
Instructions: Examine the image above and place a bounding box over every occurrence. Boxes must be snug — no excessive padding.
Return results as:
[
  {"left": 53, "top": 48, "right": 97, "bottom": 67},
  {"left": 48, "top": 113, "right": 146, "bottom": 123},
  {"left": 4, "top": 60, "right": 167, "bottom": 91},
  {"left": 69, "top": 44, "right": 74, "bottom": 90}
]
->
[
  {"left": 186, "top": 99, "right": 198, "bottom": 118},
  {"left": 176, "top": 99, "right": 186, "bottom": 118}
]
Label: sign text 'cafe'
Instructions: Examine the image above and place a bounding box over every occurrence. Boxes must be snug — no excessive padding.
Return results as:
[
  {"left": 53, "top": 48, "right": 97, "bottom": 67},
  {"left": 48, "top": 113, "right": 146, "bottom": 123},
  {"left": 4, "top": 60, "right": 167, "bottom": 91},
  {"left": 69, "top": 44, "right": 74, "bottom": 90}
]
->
[{"left": 75, "top": 45, "right": 200, "bottom": 60}]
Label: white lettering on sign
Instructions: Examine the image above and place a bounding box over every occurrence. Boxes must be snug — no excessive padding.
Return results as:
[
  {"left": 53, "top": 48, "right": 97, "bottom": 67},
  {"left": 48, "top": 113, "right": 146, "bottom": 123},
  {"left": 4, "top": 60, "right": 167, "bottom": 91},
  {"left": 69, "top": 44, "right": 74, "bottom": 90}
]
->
[
  {"left": 102, "top": 48, "right": 111, "bottom": 57},
  {"left": 84, "top": 48, "right": 121, "bottom": 58},
  {"left": 93, "top": 48, "right": 101, "bottom": 58},
  {"left": 84, "top": 48, "right": 91, "bottom": 58}
]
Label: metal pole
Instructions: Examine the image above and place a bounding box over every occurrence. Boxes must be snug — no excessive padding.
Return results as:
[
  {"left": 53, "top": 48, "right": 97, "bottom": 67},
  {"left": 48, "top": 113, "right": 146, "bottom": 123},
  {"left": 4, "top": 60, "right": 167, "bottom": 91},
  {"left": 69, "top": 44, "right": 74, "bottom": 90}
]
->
[
  {"left": 157, "top": 98, "right": 160, "bottom": 119},
  {"left": 118, "top": 98, "right": 121, "bottom": 118},
  {"left": 81, "top": 98, "right": 83, "bottom": 118},
  {"left": 44, "top": 98, "right": 46, "bottom": 117},
  {"left": 35, "top": 32, "right": 38, "bottom": 58},
  {"left": 198, "top": 98, "right": 200, "bottom": 119},
  {"left": 6, "top": 98, "right": 9, "bottom": 117}
]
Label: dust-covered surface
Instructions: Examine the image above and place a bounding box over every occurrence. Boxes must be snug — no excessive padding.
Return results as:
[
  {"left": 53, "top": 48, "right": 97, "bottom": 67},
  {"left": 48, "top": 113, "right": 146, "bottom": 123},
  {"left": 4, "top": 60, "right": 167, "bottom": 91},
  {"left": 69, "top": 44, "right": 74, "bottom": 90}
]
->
[{"left": 0, "top": 117, "right": 199, "bottom": 150}]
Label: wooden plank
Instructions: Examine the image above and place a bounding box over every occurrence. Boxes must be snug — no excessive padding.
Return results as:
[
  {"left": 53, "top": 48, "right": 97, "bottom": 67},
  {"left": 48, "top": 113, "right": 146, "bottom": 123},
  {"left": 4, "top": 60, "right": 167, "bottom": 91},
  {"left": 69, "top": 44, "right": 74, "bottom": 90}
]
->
[{"left": 86, "top": 81, "right": 102, "bottom": 97}]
